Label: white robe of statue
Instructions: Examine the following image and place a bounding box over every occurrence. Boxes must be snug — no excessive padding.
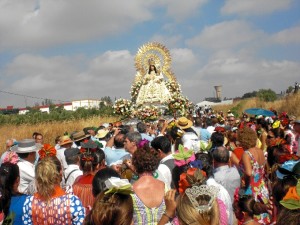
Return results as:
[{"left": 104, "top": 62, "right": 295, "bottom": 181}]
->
[{"left": 136, "top": 70, "right": 171, "bottom": 105}]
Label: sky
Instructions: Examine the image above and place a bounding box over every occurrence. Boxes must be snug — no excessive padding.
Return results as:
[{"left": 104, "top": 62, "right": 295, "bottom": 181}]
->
[{"left": 0, "top": 0, "right": 299, "bottom": 108}]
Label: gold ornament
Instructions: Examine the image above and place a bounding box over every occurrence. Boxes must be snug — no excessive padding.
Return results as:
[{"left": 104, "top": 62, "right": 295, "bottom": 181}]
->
[{"left": 134, "top": 42, "right": 177, "bottom": 83}]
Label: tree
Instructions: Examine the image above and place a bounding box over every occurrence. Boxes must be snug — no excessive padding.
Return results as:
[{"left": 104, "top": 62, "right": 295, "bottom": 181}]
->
[
  {"left": 242, "top": 91, "right": 257, "bottom": 99},
  {"left": 101, "top": 96, "right": 112, "bottom": 105},
  {"left": 42, "top": 99, "right": 54, "bottom": 106},
  {"left": 286, "top": 86, "right": 294, "bottom": 94},
  {"left": 257, "top": 89, "right": 277, "bottom": 102}
]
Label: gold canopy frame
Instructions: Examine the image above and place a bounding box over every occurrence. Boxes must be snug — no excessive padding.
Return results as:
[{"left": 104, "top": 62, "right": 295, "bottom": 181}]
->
[{"left": 134, "top": 42, "right": 177, "bottom": 84}]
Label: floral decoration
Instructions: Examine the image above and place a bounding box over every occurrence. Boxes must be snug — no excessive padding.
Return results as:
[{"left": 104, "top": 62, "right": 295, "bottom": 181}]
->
[
  {"left": 165, "top": 80, "right": 182, "bottom": 96},
  {"left": 130, "top": 81, "right": 143, "bottom": 103},
  {"left": 113, "top": 98, "right": 133, "bottom": 118},
  {"left": 38, "top": 144, "right": 57, "bottom": 159},
  {"left": 178, "top": 168, "right": 207, "bottom": 193},
  {"left": 134, "top": 105, "right": 160, "bottom": 121},
  {"left": 137, "top": 139, "right": 150, "bottom": 149},
  {"left": 3, "top": 151, "right": 19, "bottom": 164},
  {"left": 167, "top": 94, "right": 191, "bottom": 116}
]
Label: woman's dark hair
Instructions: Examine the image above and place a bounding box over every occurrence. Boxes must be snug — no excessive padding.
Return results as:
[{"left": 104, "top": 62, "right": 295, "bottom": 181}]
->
[
  {"left": 0, "top": 163, "right": 20, "bottom": 217},
  {"left": 277, "top": 207, "right": 300, "bottom": 225},
  {"left": 172, "top": 164, "right": 190, "bottom": 191},
  {"left": 256, "top": 118, "right": 269, "bottom": 131},
  {"left": 272, "top": 176, "right": 298, "bottom": 208},
  {"left": 237, "top": 195, "right": 264, "bottom": 217},
  {"left": 167, "top": 126, "right": 184, "bottom": 151},
  {"left": 195, "top": 152, "right": 213, "bottom": 178},
  {"left": 267, "top": 144, "right": 286, "bottom": 168},
  {"left": 132, "top": 144, "right": 160, "bottom": 174},
  {"left": 92, "top": 168, "right": 120, "bottom": 197},
  {"left": 270, "top": 127, "right": 284, "bottom": 139},
  {"left": 183, "top": 127, "right": 198, "bottom": 136},
  {"left": 210, "top": 132, "right": 224, "bottom": 148},
  {"left": 80, "top": 148, "right": 105, "bottom": 173}
]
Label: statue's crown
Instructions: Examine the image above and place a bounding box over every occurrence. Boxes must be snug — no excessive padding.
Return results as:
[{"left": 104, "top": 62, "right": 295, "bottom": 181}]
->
[{"left": 148, "top": 58, "right": 155, "bottom": 66}]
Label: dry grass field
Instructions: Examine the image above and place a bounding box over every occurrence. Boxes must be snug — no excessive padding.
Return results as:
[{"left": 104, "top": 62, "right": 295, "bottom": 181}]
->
[
  {"left": 0, "top": 116, "right": 118, "bottom": 154},
  {"left": 1, "top": 93, "right": 299, "bottom": 154},
  {"left": 213, "top": 93, "right": 300, "bottom": 118}
]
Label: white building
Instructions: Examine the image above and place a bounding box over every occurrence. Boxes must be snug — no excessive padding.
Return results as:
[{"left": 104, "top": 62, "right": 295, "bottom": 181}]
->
[
  {"left": 72, "top": 99, "right": 102, "bottom": 110},
  {"left": 17, "top": 100, "right": 103, "bottom": 114}
]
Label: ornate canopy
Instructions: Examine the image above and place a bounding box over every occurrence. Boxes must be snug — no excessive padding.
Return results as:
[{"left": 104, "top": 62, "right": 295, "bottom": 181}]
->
[{"left": 133, "top": 42, "right": 177, "bottom": 84}]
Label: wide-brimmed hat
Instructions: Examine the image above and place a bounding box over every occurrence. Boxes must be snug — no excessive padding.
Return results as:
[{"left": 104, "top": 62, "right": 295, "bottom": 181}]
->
[
  {"left": 175, "top": 117, "right": 193, "bottom": 129},
  {"left": 72, "top": 131, "right": 90, "bottom": 142},
  {"left": 95, "top": 129, "right": 109, "bottom": 139},
  {"left": 59, "top": 136, "right": 73, "bottom": 146},
  {"left": 12, "top": 139, "right": 41, "bottom": 153}
]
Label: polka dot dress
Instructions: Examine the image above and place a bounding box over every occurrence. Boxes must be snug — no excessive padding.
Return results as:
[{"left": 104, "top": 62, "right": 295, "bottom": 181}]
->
[{"left": 23, "top": 194, "right": 85, "bottom": 225}]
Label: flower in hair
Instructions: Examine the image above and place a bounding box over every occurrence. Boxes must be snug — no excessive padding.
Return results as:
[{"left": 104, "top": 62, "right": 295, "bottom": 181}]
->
[
  {"left": 104, "top": 177, "right": 133, "bottom": 195},
  {"left": 137, "top": 139, "right": 150, "bottom": 149},
  {"left": 82, "top": 155, "right": 94, "bottom": 162},
  {"left": 38, "top": 144, "right": 56, "bottom": 159},
  {"left": 269, "top": 138, "right": 287, "bottom": 148},
  {"left": 280, "top": 179, "right": 300, "bottom": 209},
  {"left": 178, "top": 168, "right": 207, "bottom": 193},
  {"left": 278, "top": 154, "right": 300, "bottom": 164},
  {"left": 3, "top": 151, "right": 19, "bottom": 164},
  {"left": 173, "top": 144, "right": 195, "bottom": 167}
]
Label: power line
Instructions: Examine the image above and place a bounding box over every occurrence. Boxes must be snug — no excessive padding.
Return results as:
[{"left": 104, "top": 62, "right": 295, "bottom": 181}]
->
[{"left": 0, "top": 90, "right": 70, "bottom": 103}]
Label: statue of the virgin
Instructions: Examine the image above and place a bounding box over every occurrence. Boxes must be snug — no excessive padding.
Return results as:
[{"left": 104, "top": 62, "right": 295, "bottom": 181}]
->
[{"left": 135, "top": 59, "right": 171, "bottom": 105}]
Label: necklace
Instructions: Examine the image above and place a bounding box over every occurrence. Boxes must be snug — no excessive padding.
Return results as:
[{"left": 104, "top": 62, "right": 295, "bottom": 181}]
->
[{"left": 243, "top": 219, "right": 254, "bottom": 225}]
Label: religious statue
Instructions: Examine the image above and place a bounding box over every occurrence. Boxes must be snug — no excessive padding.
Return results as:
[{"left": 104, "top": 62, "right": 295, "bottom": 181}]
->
[
  {"left": 132, "top": 42, "right": 179, "bottom": 106},
  {"left": 135, "top": 61, "right": 171, "bottom": 105}
]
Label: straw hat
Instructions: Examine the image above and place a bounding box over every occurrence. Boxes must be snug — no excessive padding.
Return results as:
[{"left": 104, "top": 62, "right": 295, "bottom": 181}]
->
[
  {"left": 72, "top": 131, "right": 91, "bottom": 142},
  {"left": 59, "top": 136, "right": 73, "bottom": 146},
  {"left": 175, "top": 117, "right": 193, "bottom": 130},
  {"left": 95, "top": 129, "right": 109, "bottom": 139}
]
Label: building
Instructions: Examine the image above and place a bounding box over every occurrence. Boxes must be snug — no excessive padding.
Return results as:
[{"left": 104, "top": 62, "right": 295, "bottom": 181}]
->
[
  {"left": 72, "top": 99, "right": 102, "bottom": 110},
  {"left": 1, "top": 99, "right": 104, "bottom": 115}
]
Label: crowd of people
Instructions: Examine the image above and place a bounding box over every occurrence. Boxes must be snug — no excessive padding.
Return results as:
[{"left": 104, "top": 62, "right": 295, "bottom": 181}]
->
[{"left": 0, "top": 109, "right": 300, "bottom": 225}]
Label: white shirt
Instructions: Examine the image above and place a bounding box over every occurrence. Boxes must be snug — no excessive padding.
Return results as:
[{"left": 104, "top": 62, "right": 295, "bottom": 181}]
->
[
  {"left": 18, "top": 159, "right": 35, "bottom": 194},
  {"left": 206, "top": 126, "right": 215, "bottom": 134},
  {"left": 182, "top": 132, "right": 199, "bottom": 152},
  {"left": 56, "top": 147, "right": 68, "bottom": 170},
  {"left": 157, "top": 154, "right": 174, "bottom": 189},
  {"left": 63, "top": 164, "right": 83, "bottom": 187}
]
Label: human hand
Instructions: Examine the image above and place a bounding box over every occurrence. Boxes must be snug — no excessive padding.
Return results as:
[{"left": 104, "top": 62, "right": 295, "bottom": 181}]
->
[{"left": 164, "top": 189, "right": 177, "bottom": 218}]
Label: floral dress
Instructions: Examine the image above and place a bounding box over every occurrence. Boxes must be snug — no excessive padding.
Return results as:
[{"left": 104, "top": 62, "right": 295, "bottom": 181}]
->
[{"left": 239, "top": 151, "right": 271, "bottom": 224}]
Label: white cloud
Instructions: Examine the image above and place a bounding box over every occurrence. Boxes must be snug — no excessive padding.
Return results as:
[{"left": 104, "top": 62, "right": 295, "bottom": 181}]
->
[
  {"left": 160, "top": 0, "right": 208, "bottom": 21},
  {"left": 1, "top": 51, "right": 136, "bottom": 106},
  {"left": 150, "top": 34, "right": 182, "bottom": 48},
  {"left": 221, "top": 0, "right": 292, "bottom": 16},
  {"left": 191, "top": 54, "right": 300, "bottom": 99},
  {"left": 186, "top": 20, "right": 266, "bottom": 50},
  {"left": 271, "top": 25, "right": 300, "bottom": 44},
  {"left": 0, "top": 0, "right": 152, "bottom": 51}
]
